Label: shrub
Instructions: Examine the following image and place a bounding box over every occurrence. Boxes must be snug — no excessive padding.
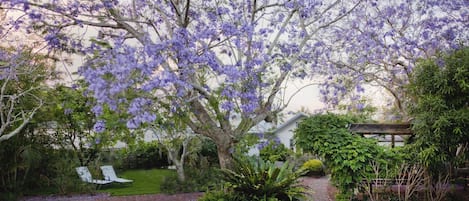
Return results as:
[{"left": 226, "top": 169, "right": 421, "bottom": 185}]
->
[
  {"left": 219, "top": 156, "right": 306, "bottom": 201},
  {"left": 301, "top": 159, "right": 324, "bottom": 176},
  {"left": 286, "top": 152, "right": 319, "bottom": 171},
  {"left": 186, "top": 137, "right": 219, "bottom": 168},
  {"left": 295, "top": 113, "right": 401, "bottom": 198},
  {"left": 119, "top": 142, "right": 169, "bottom": 170},
  {"left": 0, "top": 133, "right": 95, "bottom": 200},
  {"left": 160, "top": 166, "right": 220, "bottom": 194},
  {"left": 259, "top": 139, "right": 292, "bottom": 162}
]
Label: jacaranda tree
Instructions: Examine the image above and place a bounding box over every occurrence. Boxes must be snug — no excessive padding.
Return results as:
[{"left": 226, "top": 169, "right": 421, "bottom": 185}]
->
[
  {"left": 1, "top": 0, "right": 466, "bottom": 168},
  {"left": 321, "top": 1, "right": 467, "bottom": 118}
]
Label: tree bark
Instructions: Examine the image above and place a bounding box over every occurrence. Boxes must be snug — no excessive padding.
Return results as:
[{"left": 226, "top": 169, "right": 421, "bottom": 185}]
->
[
  {"left": 216, "top": 138, "right": 233, "bottom": 169},
  {"left": 167, "top": 148, "right": 186, "bottom": 182},
  {"left": 174, "top": 160, "right": 185, "bottom": 182}
]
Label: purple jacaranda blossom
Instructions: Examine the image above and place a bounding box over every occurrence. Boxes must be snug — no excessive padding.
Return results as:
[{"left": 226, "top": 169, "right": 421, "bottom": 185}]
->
[
  {"left": 256, "top": 133, "right": 265, "bottom": 139},
  {"left": 93, "top": 120, "right": 106, "bottom": 133},
  {"left": 356, "top": 85, "right": 365, "bottom": 93},
  {"left": 28, "top": 12, "right": 42, "bottom": 20},
  {"left": 5, "top": 0, "right": 467, "bottom": 168},
  {"left": 92, "top": 105, "right": 103, "bottom": 116},
  {"left": 221, "top": 23, "right": 238, "bottom": 36},
  {"left": 257, "top": 140, "right": 269, "bottom": 150},
  {"left": 221, "top": 101, "right": 234, "bottom": 111},
  {"left": 356, "top": 103, "right": 365, "bottom": 111}
]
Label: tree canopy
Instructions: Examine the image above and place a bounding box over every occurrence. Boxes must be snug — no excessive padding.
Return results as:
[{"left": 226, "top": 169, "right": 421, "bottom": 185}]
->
[
  {"left": 321, "top": 1, "right": 467, "bottom": 117},
  {"left": 1, "top": 0, "right": 467, "bottom": 168}
]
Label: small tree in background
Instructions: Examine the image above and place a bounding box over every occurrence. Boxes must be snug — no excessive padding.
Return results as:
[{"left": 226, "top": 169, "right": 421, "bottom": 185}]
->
[
  {"left": 150, "top": 115, "right": 201, "bottom": 182},
  {"left": 0, "top": 47, "right": 58, "bottom": 198},
  {"left": 49, "top": 83, "right": 133, "bottom": 166},
  {"left": 0, "top": 47, "right": 56, "bottom": 142}
]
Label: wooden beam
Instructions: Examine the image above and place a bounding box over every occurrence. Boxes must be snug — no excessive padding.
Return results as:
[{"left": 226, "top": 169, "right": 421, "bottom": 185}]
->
[{"left": 349, "top": 123, "right": 413, "bottom": 135}]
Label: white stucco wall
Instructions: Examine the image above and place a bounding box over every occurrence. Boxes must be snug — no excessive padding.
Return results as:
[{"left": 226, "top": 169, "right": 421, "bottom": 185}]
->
[{"left": 275, "top": 122, "right": 297, "bottom": 150}]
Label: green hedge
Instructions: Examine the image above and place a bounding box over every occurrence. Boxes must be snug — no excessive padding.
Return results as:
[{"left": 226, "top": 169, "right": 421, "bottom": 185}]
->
[{"left": 295, "top": 113, "right": 402, "bottom": 198}]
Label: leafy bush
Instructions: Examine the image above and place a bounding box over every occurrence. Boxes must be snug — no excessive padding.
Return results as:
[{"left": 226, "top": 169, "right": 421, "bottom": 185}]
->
[
  {"left": 407, "top": 47, "right": 469, "bottom": 173},
  {"left": 186, "top": 137, "right": 219, "bottom": 168},
  {"left": 119, "top": 142, "right": 169, "bottom": 170},
  {"left": 301, "top": 159, "right": 324, "bottom": 176},
  {"left": 160, "top": 166, "right": 220, "bottom": 194},
  {"left": 286, "top": 152, "right": 320, "bottom": 171},
  {"left": 295, "top": 113, "right": 401, "bottom": 198},
  {"left": 218, "top": 156, "right": 306, "bottom": 201},
  {"left": 259, "top": 138, "right": 292, "bottom": 162},
  {"left": 0, "top": 132, "right": 95, "bottom": 200}
]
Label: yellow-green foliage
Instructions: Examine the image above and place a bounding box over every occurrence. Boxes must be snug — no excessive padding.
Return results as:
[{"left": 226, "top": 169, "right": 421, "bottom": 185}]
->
[{"left": 302, "top": 159, "right": 323, "bottom": 172}]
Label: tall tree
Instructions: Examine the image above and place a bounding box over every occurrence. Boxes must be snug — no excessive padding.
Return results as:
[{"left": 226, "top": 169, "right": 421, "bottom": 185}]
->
[
  {"left": 2, "top": 0, "right": 466, "bottom": 168},
  {"left": 321, "top": 1, "right": 467, "bottom": 118}
]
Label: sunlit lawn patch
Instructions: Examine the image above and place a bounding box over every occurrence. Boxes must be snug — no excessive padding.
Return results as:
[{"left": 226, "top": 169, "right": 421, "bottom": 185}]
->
[{"left": 98, "top": 169, "right": 176, "bottom": 196}]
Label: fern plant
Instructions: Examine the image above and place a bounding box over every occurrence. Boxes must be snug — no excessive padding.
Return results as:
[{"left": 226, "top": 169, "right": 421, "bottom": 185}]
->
[{"left": 219, "top": 157, "right": 306, "bottom": 201}]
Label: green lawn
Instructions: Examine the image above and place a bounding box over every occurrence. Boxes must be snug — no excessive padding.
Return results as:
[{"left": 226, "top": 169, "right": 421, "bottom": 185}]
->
[{"left": 98, "top": 168, "right": 176, "bottom": 196}]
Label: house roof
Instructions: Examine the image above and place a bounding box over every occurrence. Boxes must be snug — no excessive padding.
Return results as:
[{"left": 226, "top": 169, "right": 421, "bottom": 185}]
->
[{"left": 272, "top": 112, "right": 308, "bottom": 133}]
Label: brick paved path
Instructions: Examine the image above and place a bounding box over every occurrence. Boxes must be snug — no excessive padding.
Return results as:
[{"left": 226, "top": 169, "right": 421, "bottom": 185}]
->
[{"left": 301, "top": 176, "right": 335, "bottom": 201}]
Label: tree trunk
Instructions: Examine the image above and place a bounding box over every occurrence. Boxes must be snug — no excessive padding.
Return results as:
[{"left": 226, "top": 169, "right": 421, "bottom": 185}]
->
[
  {"left": 175, "top": 161, "right": 185, "bottom": 182},
  {"left": 216, "top": 140, "right": 233, "bottom": 169},
  {"left": 167, "top": 148, "right": 186, "bottom": 182}
]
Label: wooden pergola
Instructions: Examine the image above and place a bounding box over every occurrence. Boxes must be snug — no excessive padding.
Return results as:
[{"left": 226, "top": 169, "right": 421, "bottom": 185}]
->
[{"left": 349, "top": 123, "right": 413, "bottom": 148}]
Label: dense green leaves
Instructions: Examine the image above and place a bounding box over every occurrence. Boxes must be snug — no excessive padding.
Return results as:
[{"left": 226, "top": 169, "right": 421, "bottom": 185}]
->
[
  {"left": 407, "top": 47, "right": 469, "bottom": 170},
  {"left": 259, "top": 141, "right": 292, "bottom": 162},
  {"left": 294, "top": 114, "right": 401, "bottom": 198},
  {"left": 48, "top": 84, "right": 132, "bottom": 166},
  {"left": 216, "top": 157, "right": 306, "bottom": 201}
]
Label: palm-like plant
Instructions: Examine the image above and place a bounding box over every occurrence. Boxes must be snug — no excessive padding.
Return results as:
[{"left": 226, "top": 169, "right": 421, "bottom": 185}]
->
[{"left": 220, "top": 157, "right": 306, "bottom": 201}]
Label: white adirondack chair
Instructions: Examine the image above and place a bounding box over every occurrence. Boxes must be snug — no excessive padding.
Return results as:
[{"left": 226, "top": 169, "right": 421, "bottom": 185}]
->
[
  {"left": 100, "top": 165, "right": 133, "bottom": 183},
  {"left": 76, "top": 166, "right": 113, "bottom": 185}
]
